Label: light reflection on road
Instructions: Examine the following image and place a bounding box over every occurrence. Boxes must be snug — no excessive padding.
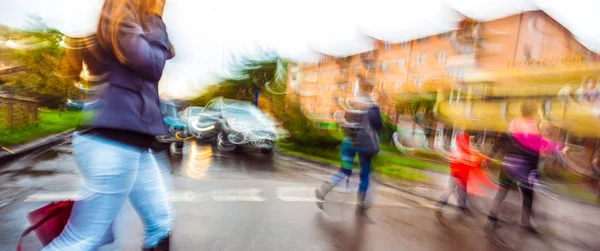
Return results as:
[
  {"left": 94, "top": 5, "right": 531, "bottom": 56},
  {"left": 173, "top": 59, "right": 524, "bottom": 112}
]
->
[{"left": 186, "top": 140, "right": 212, "bottom": 179}]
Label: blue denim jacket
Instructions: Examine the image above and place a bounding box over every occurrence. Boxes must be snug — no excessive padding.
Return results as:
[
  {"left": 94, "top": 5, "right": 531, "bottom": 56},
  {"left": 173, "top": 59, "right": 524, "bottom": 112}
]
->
[{"left": 85, "top": 14, "right": 173, "bottom": 136}]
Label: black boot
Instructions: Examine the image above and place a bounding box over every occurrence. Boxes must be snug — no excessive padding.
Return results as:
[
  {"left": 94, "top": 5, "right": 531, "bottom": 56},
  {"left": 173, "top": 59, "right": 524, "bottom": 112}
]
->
[
  {"left": 154, "top": 236, "right": 170, "bottom": 251},
  {"left": 356, "top": 191, "right": 370, "bottom": 214},
  {"left": 143, "top": 235, "right": 170, "bottom": 251}
]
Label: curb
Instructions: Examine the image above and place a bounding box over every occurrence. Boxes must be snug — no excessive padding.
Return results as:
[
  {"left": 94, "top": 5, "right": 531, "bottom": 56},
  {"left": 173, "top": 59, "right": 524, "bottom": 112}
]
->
[{"left": 0, "top": 129, "right": 76, "bottom": 166}]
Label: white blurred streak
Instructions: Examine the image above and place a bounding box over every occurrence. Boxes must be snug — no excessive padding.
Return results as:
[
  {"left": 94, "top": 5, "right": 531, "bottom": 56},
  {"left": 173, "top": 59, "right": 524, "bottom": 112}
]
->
[
  {"left": 443, "top": 0, "right": 538, "bottom": 21},
  {"left": 60, "top": 0, "right": 103, "bottom": 37},
  {"left": 359, "top": 0, "right": 463, "bottom": 42},
  {"left": 3, "top": 0, "right": 600, "bottom": 96},
  {"left": 535, "top": 0, "right": 600, "bottom": 54}
]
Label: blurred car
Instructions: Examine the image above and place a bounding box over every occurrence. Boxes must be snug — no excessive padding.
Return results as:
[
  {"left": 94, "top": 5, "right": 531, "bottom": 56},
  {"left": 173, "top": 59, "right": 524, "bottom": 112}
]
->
[
  {"left": 161, "top": 100, "right": 186, "bottom": 133},
  {"left": 62, "top": 99, "right": 85, "bottom": 110},
  {"left": 203, "top": 97, "right": 277, "bottom": 154},
  {"left": 179, "top": 105, "right": 220, "bottom": 143}
]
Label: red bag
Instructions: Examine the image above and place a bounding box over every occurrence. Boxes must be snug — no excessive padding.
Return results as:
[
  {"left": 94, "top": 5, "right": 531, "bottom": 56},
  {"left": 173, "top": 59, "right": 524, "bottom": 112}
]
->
[{"left": 17, "top": 201, "right": 74, "bottom": 251}]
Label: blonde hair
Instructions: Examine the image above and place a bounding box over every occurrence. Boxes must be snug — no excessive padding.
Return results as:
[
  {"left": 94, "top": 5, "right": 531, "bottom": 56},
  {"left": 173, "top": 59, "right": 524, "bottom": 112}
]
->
[
  {"left": 58, "top": 0, "right": 159, "bottom": 82},
  {"left": 97, "top": 0, "right": 158, "bottom": 64},
  {"left": 520, "top": 101, "right": 538, "bottom": 118}
]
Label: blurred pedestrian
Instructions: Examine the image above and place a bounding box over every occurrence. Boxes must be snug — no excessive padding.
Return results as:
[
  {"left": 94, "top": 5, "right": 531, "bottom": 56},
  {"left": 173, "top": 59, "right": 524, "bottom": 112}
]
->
[
  {"left": 45, "top": 0, "right": 175, "bottom": 250},
  {"left": 435, "top": 131, "right": 488, "bottom": 217},
  {"left": 315, "top": 93, "right": 383, "bottom": 213},
  {"left": 485, "top": 101, "right": 565, "bottom": 235}
]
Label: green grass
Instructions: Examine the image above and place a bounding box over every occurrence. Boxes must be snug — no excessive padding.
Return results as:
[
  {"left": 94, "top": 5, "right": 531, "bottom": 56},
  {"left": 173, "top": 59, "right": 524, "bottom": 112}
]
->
[
  {"left": 277, "top": 142, "right": 441, "bottom": 183},
  {"left": 0, "top": 110, "right": 93, "bottom": 146}
]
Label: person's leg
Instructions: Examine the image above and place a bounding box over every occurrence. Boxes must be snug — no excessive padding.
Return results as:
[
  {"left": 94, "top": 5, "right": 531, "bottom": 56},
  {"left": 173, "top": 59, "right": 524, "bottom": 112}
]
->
[
  {"left": 488, "top": 166, "right": 514, "bottom": 224},
  {"left": 519, "top": 184, "right": 535, "bottom": 228},
  {"left": 357, "top": 151, "right": 374, "bottom": 204},
  {"left": 437, "top": 176, "right": 458, "bottom": 207},
  {"left": 129, "top": 151, "right": 173, "bottom": 249},
  {"left": 455, "top": 177, "right": 469, "bottom": 211},
  {"left": 43, "top": 134, "right": 141, "bottom": 251},
  {"left": 152, "top": 149, "right": 174, "bottom": 192},
  {"left": 316, "top": 138, "right": 356, "bottom": 208}
]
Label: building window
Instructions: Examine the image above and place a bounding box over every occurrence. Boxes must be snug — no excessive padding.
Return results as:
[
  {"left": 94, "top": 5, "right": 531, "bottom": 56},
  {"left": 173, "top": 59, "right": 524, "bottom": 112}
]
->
[
  {"left": 341, "top": 68, "right": 348, "bottom": 75},
  {"left": 312, "top": 72, "right": 317, "bottom": 80},
  {"left": 395, "top": 81, "right": 404, "bottom": 89},
  {"left": 352, "top": 66, "right": 359, "bottom": 74},
  {"left": 400, "top": 41, "right": 410, "bottom": 47},
  {"left": 339, "top": 84, "right": 346, "bottom": 90},
  {"left": 383, "top": 42, "right": 392, "bottom": 51},
  {"left": 381, "top": 61, "right": 388, "bottom": 71},
  {"left": 416, "top": 54, "right": 426, "bottom": 65},
  {"left": 378, "top": 81, "right": 385, "bottom": 90},
  {"left": 414, "top": 77, "right": 423, "bottom": 85},
  {"left": 292, "top": 74, "right": 297, "bottom": 81},
  {"left": 437, "top": 51, "right": 447, "bottom": 62},
  {"left": 397, "top": 57, "right": 407, "bottom": 67}
]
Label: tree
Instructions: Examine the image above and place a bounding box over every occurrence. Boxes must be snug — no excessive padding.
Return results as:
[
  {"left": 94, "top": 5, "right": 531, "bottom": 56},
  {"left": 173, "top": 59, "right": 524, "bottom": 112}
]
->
[{"left": 5, "top": 16, "right": 79, "bottom": 101}]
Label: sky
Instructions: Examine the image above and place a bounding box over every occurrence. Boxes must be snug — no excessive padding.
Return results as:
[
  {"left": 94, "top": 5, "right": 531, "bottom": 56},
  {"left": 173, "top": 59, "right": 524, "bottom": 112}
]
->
[{"left": 1, "top": 0, "right": 599, "bottom": 99}]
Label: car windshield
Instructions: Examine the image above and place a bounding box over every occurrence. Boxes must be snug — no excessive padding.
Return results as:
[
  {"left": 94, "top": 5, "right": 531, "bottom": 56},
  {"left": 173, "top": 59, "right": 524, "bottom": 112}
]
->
[
  {"left": 187, "top": 107, "right": 204, "bottom": 116},
  {"left": 223, "top": 107, "right": 256, "bottom": 120}
]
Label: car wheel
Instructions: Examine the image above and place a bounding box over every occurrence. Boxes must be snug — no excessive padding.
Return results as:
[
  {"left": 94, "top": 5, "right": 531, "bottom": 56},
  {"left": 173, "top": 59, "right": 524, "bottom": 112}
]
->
[
  {"left": 217, "top": 132, "right": 236, "bottom": 151},
  {"left": 169, "top": 142, "right": 183, "bottom": 159},
  {"left": 261, "top": 148, "right": 273, "bottom": 155}
]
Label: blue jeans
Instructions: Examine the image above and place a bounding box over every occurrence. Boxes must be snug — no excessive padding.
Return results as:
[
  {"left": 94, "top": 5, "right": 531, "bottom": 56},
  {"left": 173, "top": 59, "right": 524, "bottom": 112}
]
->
[
  {"left": 43, "top": 133, "right": 173, "bottom": 251},
  {"left": 330, "top": 138, "right": 376, "bottom": 196}
]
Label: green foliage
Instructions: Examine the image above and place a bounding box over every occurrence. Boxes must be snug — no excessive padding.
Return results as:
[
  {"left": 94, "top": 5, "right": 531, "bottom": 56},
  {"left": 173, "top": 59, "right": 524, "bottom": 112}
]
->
[
  {"left": 4, "top": 16, "right": 79, "bottom": 101},
  {"left": 0, "top": 109, "right": 90, "bottom": 146}
]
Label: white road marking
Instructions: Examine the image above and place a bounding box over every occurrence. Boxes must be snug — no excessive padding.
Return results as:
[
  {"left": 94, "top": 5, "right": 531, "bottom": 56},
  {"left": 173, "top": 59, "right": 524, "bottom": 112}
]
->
[
  {"left": 276, "top": 186, "right": 318, "bottom": 202},
  {"left": 23, "top": 187, "right": 416, "bottom": 208},
  {"left": 169, "top": 190, "right": 210, "bottom": 202},
  {"left": 25, "top": 191, "right": 80, "bottom": 202},
  {"left": 210, "top": 188, "right": 266, "bottom": 202}
]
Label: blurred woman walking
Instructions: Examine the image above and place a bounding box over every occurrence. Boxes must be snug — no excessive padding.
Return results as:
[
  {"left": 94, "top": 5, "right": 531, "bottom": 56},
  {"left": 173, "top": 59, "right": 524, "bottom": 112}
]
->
[{"left": 45, "top": 0, "right": 175, "bottom": 250}]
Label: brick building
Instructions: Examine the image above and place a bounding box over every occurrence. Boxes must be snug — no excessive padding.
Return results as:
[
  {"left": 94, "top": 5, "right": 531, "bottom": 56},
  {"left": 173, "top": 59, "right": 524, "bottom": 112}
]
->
[{"left": 288, "top": 10, "right": 600, "bottom": 130}]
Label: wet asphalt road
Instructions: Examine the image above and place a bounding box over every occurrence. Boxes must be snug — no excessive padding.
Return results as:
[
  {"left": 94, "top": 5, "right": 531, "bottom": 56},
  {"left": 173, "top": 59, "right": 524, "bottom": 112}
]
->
[{"left": 0, "top": 140, "right": 596, "bottom": 251}]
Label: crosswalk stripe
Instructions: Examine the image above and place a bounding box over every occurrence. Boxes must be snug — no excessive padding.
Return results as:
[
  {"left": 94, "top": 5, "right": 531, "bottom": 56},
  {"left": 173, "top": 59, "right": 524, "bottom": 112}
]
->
[
  {"left": 23, "top": 188, "right": 418, "bottom": 208},
  {"left": 210, "top": 188, "right": 266, "bottom": 202},
  {"left": 25, "top": 192, "right": 80, "bottom": 202}
]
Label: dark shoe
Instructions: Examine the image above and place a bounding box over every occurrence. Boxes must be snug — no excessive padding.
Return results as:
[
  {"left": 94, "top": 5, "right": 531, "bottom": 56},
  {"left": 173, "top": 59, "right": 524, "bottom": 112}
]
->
[
  {"left": 484, "top": 216, "right": 500, "bottom": 236},
  {"left": 520, "top": 225, "right": 541, "bottom": 235},
  {"left": 356, "top": 191, "right": 371, "bottom": 214},
  {"left": 154, "top": 235, "right": 170, "bottom": 251},
  {"left": 459, "top": 207, "right": 473, "bottom": 217},
  {"left": 143, "top": 235, "right": 170, "bottom": 251},
  {"left": 315, "top": 181, "right": 334, "bottom": 210}
]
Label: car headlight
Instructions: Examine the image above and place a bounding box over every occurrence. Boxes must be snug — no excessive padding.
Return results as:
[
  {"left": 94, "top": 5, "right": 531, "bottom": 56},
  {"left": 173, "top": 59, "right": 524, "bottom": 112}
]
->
[{"left": 191, "top": 122, "right": 215, "bottom": 132}]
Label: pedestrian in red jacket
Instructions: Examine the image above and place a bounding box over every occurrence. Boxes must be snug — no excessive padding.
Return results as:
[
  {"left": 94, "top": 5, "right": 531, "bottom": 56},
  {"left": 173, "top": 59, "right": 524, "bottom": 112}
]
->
[{"left": 436, "top": 132, "right": 488, "bottom": 216}]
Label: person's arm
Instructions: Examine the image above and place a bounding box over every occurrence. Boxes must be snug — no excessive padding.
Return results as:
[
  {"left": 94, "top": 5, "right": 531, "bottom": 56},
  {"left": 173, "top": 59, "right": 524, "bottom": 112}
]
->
[
  {"left": 334, "top": 111, "right": 348, "bottom": 127},
  {"left": 115, "top": 13, "right": 173, "bottom": 82},
  {"left": 487, "top": 135, "right": 503, "bottom": 159},
  {"left": 369, "top": 107, "right": 384, "bottom": 133}
]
